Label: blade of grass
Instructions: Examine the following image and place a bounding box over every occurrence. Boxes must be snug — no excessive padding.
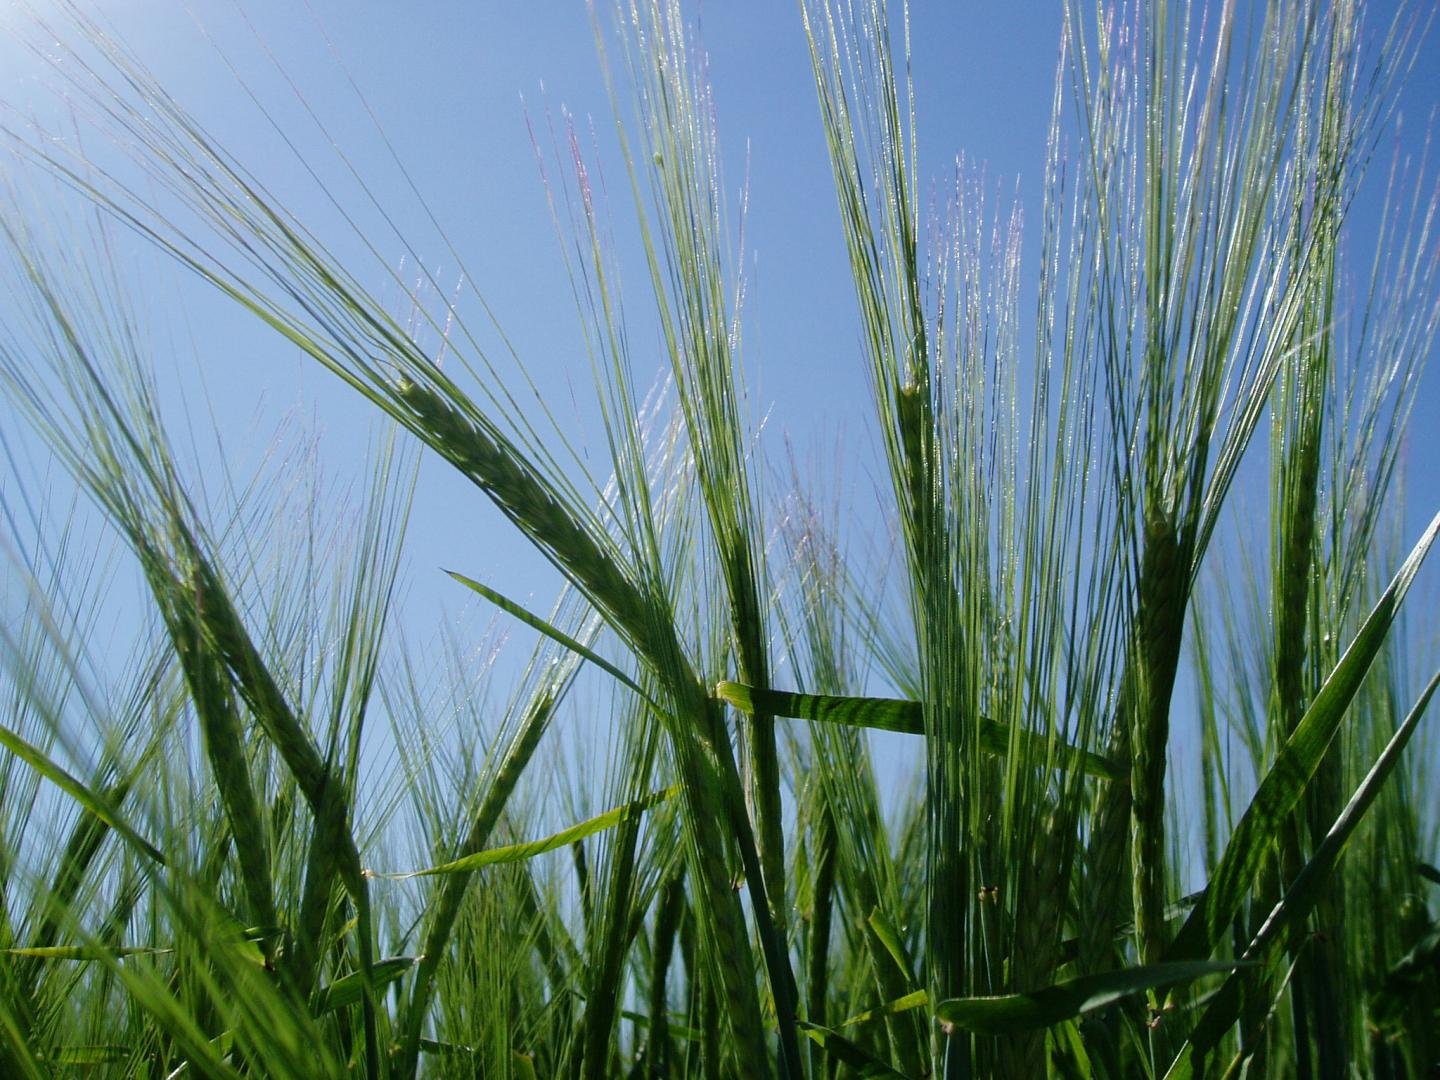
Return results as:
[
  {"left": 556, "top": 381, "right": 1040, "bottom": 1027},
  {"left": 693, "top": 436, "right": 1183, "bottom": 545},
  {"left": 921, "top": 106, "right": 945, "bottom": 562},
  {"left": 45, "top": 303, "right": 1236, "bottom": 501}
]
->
[
  {"left": 717, "top": 681, "right": 1126, "bottom": 781},
  {"left": 447, "top": 570, "right": 647, "bottom": 699},
  {"left": 1167, "top": 508, "right": 1440, "bottom": 966},
  {"left": 0, "top": 719, "right": 164, "bottom": 866},
  {"left": 376, "top": 786, "right": 676, "bottom": 878},
  {"left": 935, "top": 960, "right": 1247, "bottom": 1037},
  {"left": 1165, "top": 669, "right": 1440, "bottom": 1078},
  {"left": 314, "top": 957, "right": 417, "bottom": 1014},
  {"left": 798, "top": 1021, "right": 918, "bottom": 1079},
  {"left": 838, "top": 990, "right": 929, "bottom": 1029}
]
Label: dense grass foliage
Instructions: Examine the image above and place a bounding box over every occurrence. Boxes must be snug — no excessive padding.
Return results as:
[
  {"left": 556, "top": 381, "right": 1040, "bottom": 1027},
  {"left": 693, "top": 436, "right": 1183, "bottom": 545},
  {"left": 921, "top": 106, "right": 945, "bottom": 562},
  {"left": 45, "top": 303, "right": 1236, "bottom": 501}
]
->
[{"left": 3, "top": 0, "right": 1439, "bottom": 1076}]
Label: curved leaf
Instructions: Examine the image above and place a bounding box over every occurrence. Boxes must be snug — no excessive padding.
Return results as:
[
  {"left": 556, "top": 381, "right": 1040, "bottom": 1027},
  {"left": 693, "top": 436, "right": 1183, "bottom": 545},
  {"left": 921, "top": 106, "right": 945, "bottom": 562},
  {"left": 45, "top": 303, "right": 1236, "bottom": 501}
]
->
[
  {"left": 798, "top": 1021, "right": 917, "bottom": 1078},
  {"left": 935, "top": 960, "right": 1245, "bottom": 1035},
  {"left": 447, "top": 570, "right": 648, "bottom": 700},
  {"left": 866, "top": 908, "right": 918, "bottom": 985},
  {"left": 374, "top": 786, "right": 677, "bottom": 878},
  {"left": 1166, "top": 510, "right": 1440, "bottom": 967},
  {"left": 0, "top": 720, "right": 164, "bottom": 866},
  {"left": 315, "top": 957, "right": 418, "bottom": 1014},
  {"left": 839, "top": 989, "right": 929, "bottom": 1029},
  {"left": 1166, "top": 670, "right": 1440, "bottom": 1078}
]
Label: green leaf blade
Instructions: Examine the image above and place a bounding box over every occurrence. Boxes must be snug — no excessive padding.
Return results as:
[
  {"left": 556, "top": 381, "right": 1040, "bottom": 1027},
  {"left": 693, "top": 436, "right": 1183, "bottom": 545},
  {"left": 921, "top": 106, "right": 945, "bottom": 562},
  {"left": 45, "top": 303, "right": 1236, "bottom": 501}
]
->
[
  {"left": 935, "top": 961, "right": 1245, "bottom": 1036},
  {"left": 315, "top": 957, "right": 417, "bottom": 1014},
  {"left": 376, "top": 786, "right": 677, "bottom": 878},
  {"left": 1168, "top": 510, "right": 1440, "bottom": 966},
  {"left": 798, "top": 1021, "right": 917, "bottom": 1078},
  {"left": 717, "top": 682, "right": 1124, "bottom": 779}
]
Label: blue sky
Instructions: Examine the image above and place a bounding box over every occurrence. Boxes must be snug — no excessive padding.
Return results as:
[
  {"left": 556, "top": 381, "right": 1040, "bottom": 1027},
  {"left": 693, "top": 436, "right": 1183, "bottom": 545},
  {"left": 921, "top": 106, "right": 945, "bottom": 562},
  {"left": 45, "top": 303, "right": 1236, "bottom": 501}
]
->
[
  {"left": 2, "top": 1, "right": 1438, "bottom": 799},
  {"left": 3, "top": 2, "right": 1072, "bottom": 640}
]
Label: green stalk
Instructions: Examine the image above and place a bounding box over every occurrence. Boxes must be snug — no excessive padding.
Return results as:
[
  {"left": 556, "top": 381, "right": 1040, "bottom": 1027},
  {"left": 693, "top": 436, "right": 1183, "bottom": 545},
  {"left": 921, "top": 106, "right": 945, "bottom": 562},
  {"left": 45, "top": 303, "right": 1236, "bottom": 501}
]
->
[
  {"left": 646, "top": 867, "right": 685, "bottom": 1080},
  {"left": 1131, "top": 515, "right": 1190, "bottom": 965}
]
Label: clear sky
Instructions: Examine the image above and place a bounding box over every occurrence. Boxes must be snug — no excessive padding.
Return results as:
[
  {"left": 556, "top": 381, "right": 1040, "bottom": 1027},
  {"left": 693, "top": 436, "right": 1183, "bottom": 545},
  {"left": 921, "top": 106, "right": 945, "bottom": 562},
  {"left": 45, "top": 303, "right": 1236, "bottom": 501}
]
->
[{"left": 2, "top": 2, "right": 1438, "bottom": 780}]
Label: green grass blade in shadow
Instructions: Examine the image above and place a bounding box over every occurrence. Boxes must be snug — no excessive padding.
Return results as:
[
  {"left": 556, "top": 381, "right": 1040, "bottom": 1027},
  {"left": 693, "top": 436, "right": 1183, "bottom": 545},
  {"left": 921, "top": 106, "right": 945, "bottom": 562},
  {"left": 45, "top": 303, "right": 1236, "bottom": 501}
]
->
[
  {"left": 798, "top": 1020, "right": 918, "bottom": 1079},
  {"left": 935, "top": 960, "right": 1245, "bottom": 1037}
]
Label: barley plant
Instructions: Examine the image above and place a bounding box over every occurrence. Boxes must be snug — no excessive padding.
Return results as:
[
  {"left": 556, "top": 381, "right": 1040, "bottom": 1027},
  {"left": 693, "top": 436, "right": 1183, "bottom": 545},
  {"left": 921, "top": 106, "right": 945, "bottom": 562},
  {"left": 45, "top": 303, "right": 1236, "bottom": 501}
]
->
[{"left": 2, "top": 0, "right": 1439, "bottom": 1076}]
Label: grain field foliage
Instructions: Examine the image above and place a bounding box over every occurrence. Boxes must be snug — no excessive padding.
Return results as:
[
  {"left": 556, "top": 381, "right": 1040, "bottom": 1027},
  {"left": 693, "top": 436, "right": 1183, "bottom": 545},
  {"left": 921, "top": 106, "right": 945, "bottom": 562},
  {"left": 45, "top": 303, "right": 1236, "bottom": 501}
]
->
[{"left": 2, "top": 0, "right": 1439, "bottom": 1077}]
